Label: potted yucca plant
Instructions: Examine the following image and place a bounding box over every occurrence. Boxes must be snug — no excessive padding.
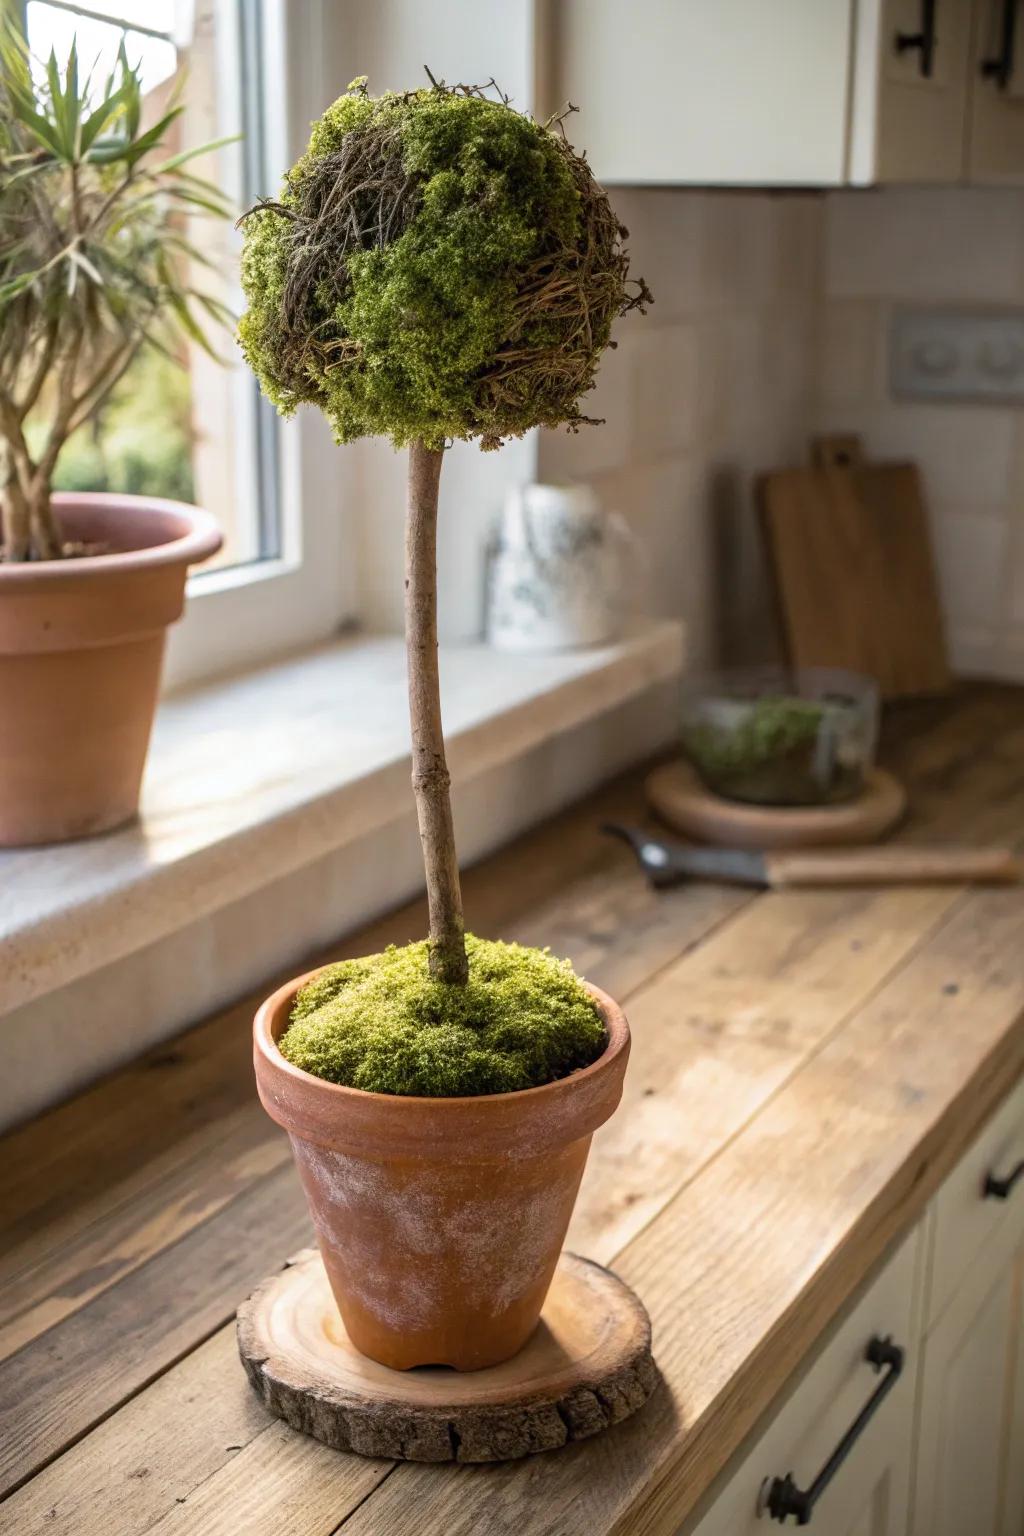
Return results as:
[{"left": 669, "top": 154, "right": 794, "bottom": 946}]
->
[
  {"left": 0, "top": 22, "right": 228, "bottom": 844},
  {"left": 242, "top": 77, "right": 650, "bottom": 1372}
]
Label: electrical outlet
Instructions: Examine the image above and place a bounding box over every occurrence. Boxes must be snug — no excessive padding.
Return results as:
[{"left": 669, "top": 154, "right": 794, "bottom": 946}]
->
[{"left": 890, "top": 309, "right": 1024, "bottom": 403}]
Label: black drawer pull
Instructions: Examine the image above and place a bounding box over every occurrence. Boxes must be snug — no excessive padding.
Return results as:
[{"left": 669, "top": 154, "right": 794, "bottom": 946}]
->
[
  {"left": 985, "top": 1158, "right": 1024, "bottom": 1200},
  {"left": 982, "top": 0, "right": 1018, "bottom": 89},
  {"left": 896, "top": 0, "right": 938, "bottom": 77},
  {"left": 760, "top": 1336, "right": 905, "bottom": 1525}
]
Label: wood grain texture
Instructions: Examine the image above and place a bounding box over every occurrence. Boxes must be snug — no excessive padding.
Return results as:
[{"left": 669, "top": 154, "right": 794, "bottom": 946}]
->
[
  {"left": 766, "top": 843, "right": 1023, "bottom": 887},
  {"left": 0, "top": 1160, "right": 311, "bottom": 1499},
  {"left": 760, "top": 462, "right": 951, "bottom": 698},
  {"left": 238, "top": 1250, "right": 656, "bottom": 1463},
  {"left": 337, "top": 884, "right": 1024, "bottom": 1536},
  {"left": 3, "top": 687, "right": 1024, "bottom": 1536}
]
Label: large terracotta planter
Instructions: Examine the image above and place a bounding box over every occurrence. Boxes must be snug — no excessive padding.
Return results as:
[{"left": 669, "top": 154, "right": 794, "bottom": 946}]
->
[
  {"left": 0, "top": 492, "right": 221, "bottom": 846},
  {"left": 254, "top": 969, "right": 630, "bottom": 1371}
]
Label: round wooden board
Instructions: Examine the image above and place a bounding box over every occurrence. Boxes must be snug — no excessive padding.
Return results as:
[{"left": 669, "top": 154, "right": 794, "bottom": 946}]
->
[
  {"left": 237, "top": 1248, "right": 657, "bottom": 1463},
  {"left": 646, "top": 761, "right": 907, "bottom": 850}
]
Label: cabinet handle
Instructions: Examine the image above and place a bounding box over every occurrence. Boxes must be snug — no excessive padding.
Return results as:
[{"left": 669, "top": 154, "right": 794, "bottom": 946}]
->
[
  {"left": 984, "top": 1157, "right": 1024, "bottom": 1199},
  {"left": 895, "top": 0, "right": 938, "bottom": 77},
  {"left": 759, "top": 1336, "right": 905, "bottom": 1525},
  {"left": 982, "top": 0, "right": 1018, "bottom": 89}
]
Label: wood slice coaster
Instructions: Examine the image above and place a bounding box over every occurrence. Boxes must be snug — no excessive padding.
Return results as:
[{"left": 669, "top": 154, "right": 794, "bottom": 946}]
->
[
  {"left": 237, "top": 1248, "right": 657, "bottom": 1463},
  {"left": 646, "top": 760, "right": 907, "bottom": 851}
]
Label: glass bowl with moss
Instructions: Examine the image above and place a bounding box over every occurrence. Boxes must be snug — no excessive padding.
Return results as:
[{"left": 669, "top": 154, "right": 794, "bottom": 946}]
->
[{"left": 680, "top": 666, "right": 879, "bottom": 807}]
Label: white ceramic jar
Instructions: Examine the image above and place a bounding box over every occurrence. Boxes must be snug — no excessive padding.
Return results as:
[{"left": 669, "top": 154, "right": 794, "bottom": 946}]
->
[{"left": 485, "top": 483, "right": 635, "bottom": 653}]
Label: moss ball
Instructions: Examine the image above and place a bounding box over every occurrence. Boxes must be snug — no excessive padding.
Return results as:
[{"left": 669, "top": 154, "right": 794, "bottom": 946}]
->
[
  {"left": 279, "top": 935, "right": 606, "bottom": 1097},
  {"left": 238, "top": 78, "right": 650, "bottom": 451}
]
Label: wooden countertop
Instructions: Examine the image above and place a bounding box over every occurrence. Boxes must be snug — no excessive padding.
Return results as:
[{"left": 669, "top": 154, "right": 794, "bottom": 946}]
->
[{"left": 3, "top": 684, "right": 1024, "bottom": 1536}]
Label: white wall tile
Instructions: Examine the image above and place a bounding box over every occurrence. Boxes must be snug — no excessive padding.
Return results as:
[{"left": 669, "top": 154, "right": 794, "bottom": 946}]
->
[
  {"left": 628, "top": 324, "right": 700, "bottom": 460},
  {"left": 816, "top": 299, "right": 885, "bottom": 408},
  {"left": 539, "top": 190, "right": 822, "bottom": 665},
  {"left": 825, "top": 189, "right": 1024, "bottom": 301},
  {"left": 608, "top": 188, "right": 705, "bottom": 327},
  {"left": 698, "top": 192, "right": 780, "bottom": 309},
  {"left": 930, "top": 510, "right": 1008, "bottom": 628}
]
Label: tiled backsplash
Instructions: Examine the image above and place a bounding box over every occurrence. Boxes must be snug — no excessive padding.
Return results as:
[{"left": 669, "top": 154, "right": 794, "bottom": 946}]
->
[
  {"left": 539, "top": 190, "right": 822, "bottom": 671},
  {"left": 816, "top": 188, "right": 1024, "bottom": 680},
  {"left": 540, "top": 184, "right": 1024, "bottom": 681}
]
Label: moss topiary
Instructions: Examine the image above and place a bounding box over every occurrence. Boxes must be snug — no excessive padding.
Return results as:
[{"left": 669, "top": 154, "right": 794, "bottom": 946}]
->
[
  {"left": 238, "top": 76, "right": 649, "bottom": 1055},
  {"left": 279, "top": 935, "right": 606, "bottom": 1097},
  {"left": 238, "top": 77, "right": 650, "bottom": 452}
]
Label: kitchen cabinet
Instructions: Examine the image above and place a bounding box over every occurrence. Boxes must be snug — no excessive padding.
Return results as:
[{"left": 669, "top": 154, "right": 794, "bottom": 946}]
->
[
  {"left": 545, "top": 0, "right": 854, "bottom": 186},
  {"left": 967, "top": 0, "right": 1024, "bottom": 182},
  {"left": 848, "top": 0, "right": 974, "bottom": 182},
  {"left": 687, "top": 1232, "right": 922, "bottom": 1535},
  {"left": 912, "top": 1076, "right": 1024, "bottom": 1536},
  {"left": 545, "top": 0, "right": 1024, "bottom": 186},
  {"left": 912, "top": 1234, "right": 1024, "bottom": 1536},
  {"left": 683, "top": 1073, "right": 1024, "bottom": 1536}
]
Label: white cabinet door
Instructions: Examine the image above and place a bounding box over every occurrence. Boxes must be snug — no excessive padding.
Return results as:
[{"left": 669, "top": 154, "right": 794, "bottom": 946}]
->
[
  {"left": 928, "top": 1073, "right": 1024, "bottom": 1329},
  {"left": 849, "top": 0, "right": 973, "bottom": 181},
  {"left": 686, "top": 1229, "right": 922, "bottom": 1536},
  {"left": 547, "top": 0, "right": 853, "bottom": 186},
  {"left": 967, "top": 0, "right": 1024, "bottom": 182},
  {"left": 912, "top": 1227, "right": 1024, "bottom": 1536}
]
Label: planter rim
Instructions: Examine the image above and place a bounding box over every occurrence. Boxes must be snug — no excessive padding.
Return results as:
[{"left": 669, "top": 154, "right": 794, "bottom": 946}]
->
[
  {"left": 0, "top": 492, "right": 221, "bottom": 582},
  {"left": 254, "top": 965, "right": 630, "bottom": 1157}
]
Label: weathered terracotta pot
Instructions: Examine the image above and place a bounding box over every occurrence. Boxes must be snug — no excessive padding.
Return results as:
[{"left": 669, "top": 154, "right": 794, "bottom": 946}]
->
[
  {"left": 254, "top": 969, "right": 630, "bottom": 1371},
  {"left": 0, "top": 493, "right": 221, "bottom": 846}
]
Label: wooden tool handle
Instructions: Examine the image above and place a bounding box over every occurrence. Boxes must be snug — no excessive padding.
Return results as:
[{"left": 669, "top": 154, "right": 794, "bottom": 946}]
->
[{"left": 766, "top": 846, "right": 1023, "bottom": 888}]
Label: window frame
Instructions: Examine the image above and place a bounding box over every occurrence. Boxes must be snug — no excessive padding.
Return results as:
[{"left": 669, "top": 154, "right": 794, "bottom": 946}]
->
[{"left": 166, "top": 0, "right": 356, "bottom": 691}]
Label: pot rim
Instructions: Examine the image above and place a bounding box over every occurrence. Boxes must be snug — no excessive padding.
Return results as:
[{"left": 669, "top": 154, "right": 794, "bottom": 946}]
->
[
  {"left": 0, "top": 492, "right": 221, "bottom": 582},
  {"left": 255, "top": 964, "right": 628, "bottom": 1112}
]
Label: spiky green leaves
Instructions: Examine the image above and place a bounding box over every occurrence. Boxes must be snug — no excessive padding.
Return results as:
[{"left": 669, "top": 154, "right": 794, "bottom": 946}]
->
[{"left": 238, "top": 81, "right": 649, "bottom": 451}]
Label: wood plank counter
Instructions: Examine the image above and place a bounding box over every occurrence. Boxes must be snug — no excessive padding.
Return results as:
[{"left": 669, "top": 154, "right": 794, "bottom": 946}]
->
[{"left": 3, "top": 684, "right": 1024, "bottom": 1536}]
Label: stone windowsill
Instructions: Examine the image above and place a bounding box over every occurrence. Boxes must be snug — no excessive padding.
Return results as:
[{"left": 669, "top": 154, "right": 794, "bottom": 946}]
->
[{"left": 0, "top": 621, "right": 684, "bottom": 1018}]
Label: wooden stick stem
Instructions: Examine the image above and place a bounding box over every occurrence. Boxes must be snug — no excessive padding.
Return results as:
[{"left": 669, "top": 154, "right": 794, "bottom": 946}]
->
[{"left": 404, "top": 438, "right": 469, "bottom": 985}]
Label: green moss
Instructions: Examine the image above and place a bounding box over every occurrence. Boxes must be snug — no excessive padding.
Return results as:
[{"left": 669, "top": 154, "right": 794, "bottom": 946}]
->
[
  {"left": 682, "top": 697, "right": 825, "bottom": 778},
  {"left": 681, "top": 696, "right": 864, "bottom": 806},
  {"left": 238, "top": 79, "right": 647, "bottom": 451},
  {"left": 279, "top": 935, "right": 606, "bottom": 1097}
]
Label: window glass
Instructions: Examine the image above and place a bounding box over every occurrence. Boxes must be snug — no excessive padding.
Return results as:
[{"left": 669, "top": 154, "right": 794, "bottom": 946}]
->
[{"left": 23, "top": 0, "right": 278, "bottom": 570}]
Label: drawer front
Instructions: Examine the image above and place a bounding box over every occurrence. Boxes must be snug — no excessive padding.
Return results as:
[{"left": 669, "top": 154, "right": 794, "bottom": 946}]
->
[
  {"left": 686, "top": 1227, "right": 922, "bottom": 1536},
  {"left": 928, "top": 1073, "right": 1024, "bottom": 1330}
]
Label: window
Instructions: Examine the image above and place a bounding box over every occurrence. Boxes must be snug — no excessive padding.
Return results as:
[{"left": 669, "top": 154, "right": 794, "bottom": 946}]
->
[
  {"left": 20, "top": 0, "right": 354, "bottom": 687},
  {"left": 22, "top": 0, "right": 275, "bottom": 570}
]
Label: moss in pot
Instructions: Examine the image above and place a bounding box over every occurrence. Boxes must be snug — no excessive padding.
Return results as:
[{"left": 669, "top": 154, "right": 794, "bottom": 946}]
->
[
  {"left": 680, "top": 670, "right": 879, "bottom": 808},
  {"left": 242, "top": 76, "right": 650, "bottom": 1371}
]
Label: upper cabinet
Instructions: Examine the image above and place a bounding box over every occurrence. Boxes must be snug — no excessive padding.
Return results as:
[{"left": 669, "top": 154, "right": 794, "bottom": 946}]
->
[
  {"left": 967, "top": 0, "right": 1024, "bottom": 181},
  {"left": 545, "top": 0, "right": 854, "bottom": 186},
  {"left": 849, "top": 0, "right": 973, "bottom": 182},
  {"left": 540, "top": 0, "right": 1024, "bottom": 187}
]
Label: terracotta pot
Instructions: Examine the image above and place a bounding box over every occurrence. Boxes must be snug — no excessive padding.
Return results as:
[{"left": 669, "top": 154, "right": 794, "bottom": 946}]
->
[
  {"left": 0, "top": 493, "right": 221, "bottom": 846},
  {"left": 254, "top": 970, "right": 630, "bottom": 1371}
]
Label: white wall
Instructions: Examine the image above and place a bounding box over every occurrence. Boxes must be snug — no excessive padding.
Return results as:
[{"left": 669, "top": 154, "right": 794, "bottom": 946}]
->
[
  {"left": 320, "top": 0, "right": 542, "bottom": 641},
  {"left": 815, "top": 187, "right": 1024, "bottom": 681},
  {"left": 539, "top": 189, "right": 823, "bottom": 670}
]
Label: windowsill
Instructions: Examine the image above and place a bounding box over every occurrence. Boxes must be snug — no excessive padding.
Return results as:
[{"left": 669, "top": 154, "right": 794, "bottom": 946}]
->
[{"left": 0, "top": 621, "right": 683, "bottom": 1017}]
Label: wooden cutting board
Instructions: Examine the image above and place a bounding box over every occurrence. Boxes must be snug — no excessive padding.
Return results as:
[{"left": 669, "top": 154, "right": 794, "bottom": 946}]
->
[{"left": 759, "top": 459, "right": 951, "bottom": 699}]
